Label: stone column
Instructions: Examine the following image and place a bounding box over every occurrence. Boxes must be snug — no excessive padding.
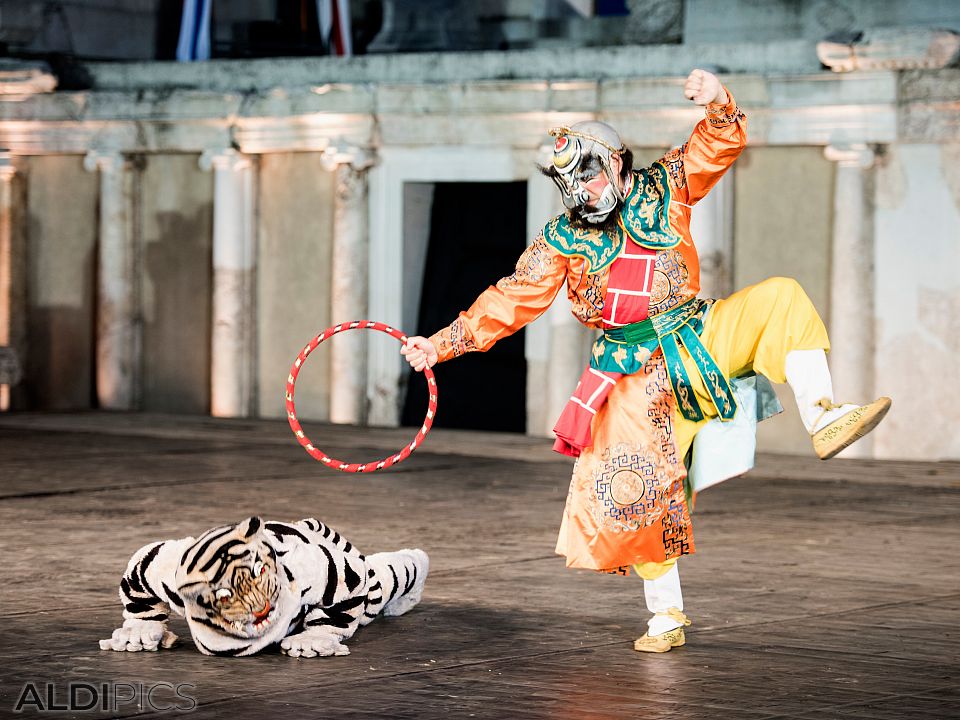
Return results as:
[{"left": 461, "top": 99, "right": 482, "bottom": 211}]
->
[
  {"left": 0, "top": 154, "right": 20, "bottom": 410},
  {"left": 689, "top": 170, "right": 735, "bottom": 299},
  {"left": 84, "top": 151, "right": 138, "bottom": 410},
  {"left": 322, "top": 146, "right": 373, "bottom": 425},
  {"left": 200, "top": 149, "right": 256, "bottom": 418},
  {"left": 824, "top": 143, "right": 876, "bottom": 457}
]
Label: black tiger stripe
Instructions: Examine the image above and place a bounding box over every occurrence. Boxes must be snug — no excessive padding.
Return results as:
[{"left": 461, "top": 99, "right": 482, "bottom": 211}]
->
[
  {"left": 363, "top": 612, "right": 379, "bottom": 619},
  {"left": 184, "top": 526, "right": 233, "bottom": 572},
  {"left": 266, "top": 522, "right": 311, "bottom": 544},
  {"left": 404, "top": 565, "right": 418, "bottom": 595},
  {"left": 317, "top": 544, "right": 338, "bottom": 605},
  {"left": 189, "top": 614, "right": 229, "bottom": 632},
  {"left": 367, "top": 568, "right": 376, "bottom": 578},
  {"left": 330, "top": 596, "right": 365, "bottom": 611},
  {"left": 126, "top": 568, "right": 145, "bottom": 594},
  {"left": 368, "top": 581, "right": 381, "bottom": 591},
  {"left": 344, "top": 560, "right": 361, "bottom": 592},
  {"left": 287, "top": 605, "right": 309, "bottom": 635},
  {"left": 136, "top": 565, "right": 158, "bottom": 600},
  {"left": 137, "top": 613, "right": 168, "bottom": 622},
  {"left": 331, "top": 532, "right": 341, "bottom": 544},
  {"left": 402, "top": 565, "right": 412, "bottom": 595},
  {"left": 366, "top": 594, "right": 383, "bottom": 604},
  {"left": 199, "top": 539, "right": 245, "bottom": 572},
  {"left": 343, "top": 541, "right": 352, "bottom": 553},
  {"left": 136, "top": 543, "right": 164, "bottom": 597},
  {"left": 120, "top": 577, "right": 133, "bottom": 598},
  {"left": 209, "top": 549, "right": 251, "bottom": 584},
  {"left": 193, "top": 636, "right": 247, "bottom": 657},
  {"left": 387, "top": 566, "right": 400, "bottom": 602},
  {"left": 300, "top": 586, "right": 312, "bottom": 598},
  {"left": 283, "top": 566, "right": 295, "bottom": 582},
  {"left": 195, "top": 595, "right": 214, "bottom": 610},
  {"left": 321, "top": 525, "right": 331, "bottom": 538},
  {"left": 307, "top": 614, "right": 349, "bottom": 629},
  {"left": 242, "top": 517, "right": 261, "bottom": 537},
  {"left": 162, "top": 582, "right": 184, "bottom": 608},
  {"left": 125, "top": 600, "right": 158, "bottom": 615}
]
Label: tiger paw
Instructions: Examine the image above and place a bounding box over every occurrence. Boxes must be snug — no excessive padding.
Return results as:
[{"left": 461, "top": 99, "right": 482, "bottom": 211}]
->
[
  {"left": 280, "top": 629, "right": 350, "bottom": 658},
  {"left": 99, "top": 619, "right": 178, "bottom": 652}
]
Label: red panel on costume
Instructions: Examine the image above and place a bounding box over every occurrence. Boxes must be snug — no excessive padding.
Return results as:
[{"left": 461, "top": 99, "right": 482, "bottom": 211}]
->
[{"left": 602, "top": 242, "right": 656, "bottom": 327}]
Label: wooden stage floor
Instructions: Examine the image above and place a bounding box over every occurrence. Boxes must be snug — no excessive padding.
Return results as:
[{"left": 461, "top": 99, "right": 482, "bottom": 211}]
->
[{"left": 0, "top": 413, "right": 957, "bottom": 719}]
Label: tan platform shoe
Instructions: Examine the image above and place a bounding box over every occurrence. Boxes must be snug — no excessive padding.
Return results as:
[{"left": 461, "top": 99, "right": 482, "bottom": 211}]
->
[
  {"left": 634, "top": 608, "right": 691, "bottom": 653},
  {"left": 812, "top": 397, "right": 892, "bottom": 460}
]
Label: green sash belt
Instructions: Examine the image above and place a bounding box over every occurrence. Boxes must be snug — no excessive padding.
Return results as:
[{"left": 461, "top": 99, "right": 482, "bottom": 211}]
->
[{"left": 592, "top": 298, "right": 738, "bottom": 423}]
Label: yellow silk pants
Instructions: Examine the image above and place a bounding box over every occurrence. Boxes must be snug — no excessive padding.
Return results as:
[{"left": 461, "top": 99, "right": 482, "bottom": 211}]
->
[{"left": 634, "top": 276, "right": 829, "bottom": 580}]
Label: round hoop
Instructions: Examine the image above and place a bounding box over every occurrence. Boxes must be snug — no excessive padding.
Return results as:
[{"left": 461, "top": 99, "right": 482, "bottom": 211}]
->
[{"left": 286, "top": 321, "right": 438, "bottom": 472}]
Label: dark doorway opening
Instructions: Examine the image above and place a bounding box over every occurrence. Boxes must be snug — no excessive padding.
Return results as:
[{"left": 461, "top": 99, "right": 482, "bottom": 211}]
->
[{"left": 401, "top": 181, "right": 528, "bottom": 433}]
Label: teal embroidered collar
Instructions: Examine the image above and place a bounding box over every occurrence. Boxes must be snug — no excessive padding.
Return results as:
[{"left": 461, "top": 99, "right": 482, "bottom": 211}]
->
[{"left": 542, "top": 164, "right": 682, "bottom": 274}]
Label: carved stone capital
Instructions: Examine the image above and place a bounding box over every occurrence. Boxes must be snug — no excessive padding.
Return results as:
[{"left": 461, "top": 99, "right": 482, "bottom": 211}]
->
[
  {"left": 0, "top": 60, "right": 57, "bottom": 98},
  {"left": 320, "top": 143, "right": 375, "bottom": 172},
  {"left": 83, "top": 150, "right": 125, "bottom": 174},
  {"left": 824, "top": 144, "right": 875, "bottom": 169},
  {"left": 199, "top": 148, "right": 251, "bottom": 173},
  {"left": 0, "top": 153, "right": 15, "bottom": 181}
]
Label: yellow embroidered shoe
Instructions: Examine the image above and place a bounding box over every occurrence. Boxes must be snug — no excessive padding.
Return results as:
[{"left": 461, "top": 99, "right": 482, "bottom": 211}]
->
[
  {"left": 633, "top": 627, "right": 686, "bottom": 653},
  {"left": 812, "top": 397, "right": 892, "bottom": 460},
  {"left": 633, "top": 608, "right": 691, "bottom": 653}
]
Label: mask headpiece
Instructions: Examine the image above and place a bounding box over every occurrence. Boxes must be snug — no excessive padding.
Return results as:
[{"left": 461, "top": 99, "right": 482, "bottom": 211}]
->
[{"left": 546, "top": 121, "right": 627, "bottom": 224}]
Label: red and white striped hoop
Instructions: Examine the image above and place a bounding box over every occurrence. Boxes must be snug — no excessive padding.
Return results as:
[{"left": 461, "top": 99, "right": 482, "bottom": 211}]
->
[{"left": 286, "top": 320, "right": 438, "bottom": 472}]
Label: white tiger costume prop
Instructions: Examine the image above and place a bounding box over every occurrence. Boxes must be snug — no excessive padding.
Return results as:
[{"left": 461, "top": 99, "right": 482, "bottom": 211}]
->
[{"left": 100, "top": 517, "right": 429, "bottom": 657}]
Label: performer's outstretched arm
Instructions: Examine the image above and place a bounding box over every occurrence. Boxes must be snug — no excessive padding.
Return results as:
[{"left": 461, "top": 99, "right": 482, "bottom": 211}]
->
[
  {"left": 401, "top": 233, "right": 568, "bottom": 370},
  {"left": 672, "top": 69, "right": 748, "bottom": 205}
]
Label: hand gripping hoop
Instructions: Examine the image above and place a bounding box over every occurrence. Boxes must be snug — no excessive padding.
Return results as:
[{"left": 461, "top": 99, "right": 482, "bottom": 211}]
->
[{"left": 286, "top": 320, "right": 438, "bottom": 472}]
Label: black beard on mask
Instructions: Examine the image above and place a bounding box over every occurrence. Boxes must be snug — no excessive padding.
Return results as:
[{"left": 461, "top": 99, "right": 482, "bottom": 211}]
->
[{"left": 567, "top": 200, "right": 623, "bottom": 234}]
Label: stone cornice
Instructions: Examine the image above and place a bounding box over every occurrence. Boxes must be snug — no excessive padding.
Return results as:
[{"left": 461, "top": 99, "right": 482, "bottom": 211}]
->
[
  {"left": 0, "top": 69, "right": 957, "bottom": 154},
  {"left": 83, "top": 41, "right": 824, "bottom": 90},
  {"left": 0, "top": 60, "right": 57, "bottom": 98}
]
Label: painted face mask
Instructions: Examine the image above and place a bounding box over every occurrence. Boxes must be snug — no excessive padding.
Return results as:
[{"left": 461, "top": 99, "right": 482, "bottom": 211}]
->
[{"left": 547, "top": 121, "right": 626, "bottom": 225}]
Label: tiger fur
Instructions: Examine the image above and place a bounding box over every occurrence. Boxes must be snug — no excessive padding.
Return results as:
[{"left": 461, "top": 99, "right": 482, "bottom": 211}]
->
[{"left": 99, "top": 516, "right": 429, "bottom": 657}]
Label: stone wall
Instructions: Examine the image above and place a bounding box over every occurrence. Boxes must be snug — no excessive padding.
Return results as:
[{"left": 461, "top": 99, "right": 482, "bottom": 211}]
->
[
  {"left": 256, "top": 152, "right": 335, "bottom": 420},
  {"left": 0, "top": 42, "right": 957, "bottom": 459},
  {"left": 23, "top": 155, "right": 98, "bottom": 410},
  {"left": 140, "top": 153, "right": 213, "bottom": 414},
  {"left": 873, "top": 143, "right": 960, "bottom": 461}
]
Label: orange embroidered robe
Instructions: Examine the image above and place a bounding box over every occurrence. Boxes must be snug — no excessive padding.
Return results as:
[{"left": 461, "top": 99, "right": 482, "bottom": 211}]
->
[{"left": 429, "top": 93, "right": 747, "bottom": 572}]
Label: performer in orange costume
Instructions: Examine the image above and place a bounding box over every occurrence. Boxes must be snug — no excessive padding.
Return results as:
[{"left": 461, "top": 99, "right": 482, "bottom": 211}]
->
[{"left": 401, "top": 69, "right": 890, "bottom": 653}]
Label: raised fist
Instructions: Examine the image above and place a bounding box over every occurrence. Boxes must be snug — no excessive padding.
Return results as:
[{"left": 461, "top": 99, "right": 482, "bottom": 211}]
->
[{"left": 684, "top": 69, "right": 728, "bottom": 106}]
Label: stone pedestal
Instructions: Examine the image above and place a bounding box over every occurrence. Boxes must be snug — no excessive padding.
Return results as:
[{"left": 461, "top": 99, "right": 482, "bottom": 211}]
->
[
  {"left": 84, "top": 151, "right": 138, "bottom": 410},
  {"left": 824, "top": 143, "right": 876, "bottom": 458},
  {"left": 200, "top": 149, "right": 255, "bottom": 418},
  {"left": 323, "top": 147, "right": 373, "bottom": 425}
]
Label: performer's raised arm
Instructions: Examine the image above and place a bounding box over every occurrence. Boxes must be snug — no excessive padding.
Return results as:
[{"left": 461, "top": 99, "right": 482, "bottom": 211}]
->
[
  {"left": 672, "top": 69, "right": 748, "bottom": 205},
  {"left": 401, "top": 234, "right": 567, "bottom": 371}
]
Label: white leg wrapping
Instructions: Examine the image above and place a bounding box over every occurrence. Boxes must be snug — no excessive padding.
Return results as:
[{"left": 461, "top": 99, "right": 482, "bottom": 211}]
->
[
  {"left": 785, "top": 349, "right": 857, "bottom": 433},
  {"left": 644, "top": 564, "right": 684, "bottom": 635}
]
